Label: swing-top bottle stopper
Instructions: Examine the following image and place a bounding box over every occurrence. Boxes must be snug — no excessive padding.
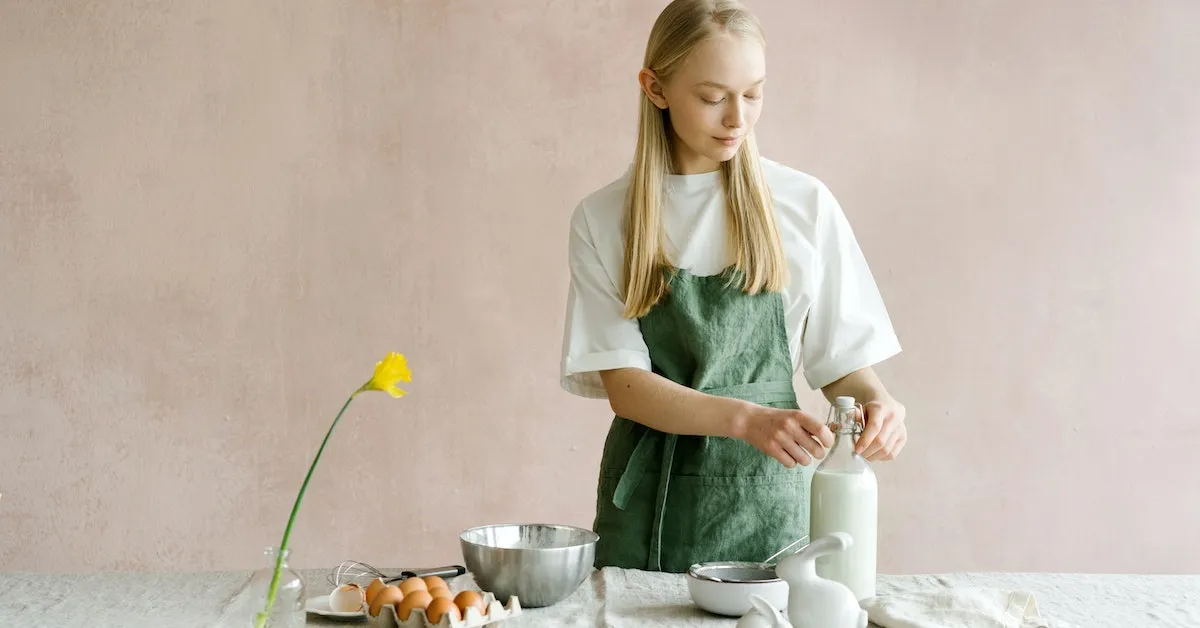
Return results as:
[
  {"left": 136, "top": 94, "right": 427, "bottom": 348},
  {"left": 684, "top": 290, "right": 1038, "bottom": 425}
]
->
[{"left": 828, "top": 396, "right": 862, "bottom": 434}]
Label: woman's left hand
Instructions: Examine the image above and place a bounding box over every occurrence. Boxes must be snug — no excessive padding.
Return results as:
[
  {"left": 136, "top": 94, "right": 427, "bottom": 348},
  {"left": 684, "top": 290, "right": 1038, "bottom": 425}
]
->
[{"left": 855, "top": 397, "right": 907, "bottom": 461}]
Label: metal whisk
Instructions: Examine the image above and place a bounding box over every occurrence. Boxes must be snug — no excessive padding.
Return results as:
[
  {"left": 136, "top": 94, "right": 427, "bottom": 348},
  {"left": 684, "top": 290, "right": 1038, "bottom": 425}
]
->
[
  {"left": 328, "top": 560, "right": 390, "bottom": 587},
  {"left": 328, "top": 559, "right": 468, "bottom": 587}
]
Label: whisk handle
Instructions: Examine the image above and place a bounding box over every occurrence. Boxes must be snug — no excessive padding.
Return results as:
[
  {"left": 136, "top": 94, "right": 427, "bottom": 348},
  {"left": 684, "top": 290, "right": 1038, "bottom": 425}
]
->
[{"left": 385, "top": 564, "right": 467, "bottom": 583}]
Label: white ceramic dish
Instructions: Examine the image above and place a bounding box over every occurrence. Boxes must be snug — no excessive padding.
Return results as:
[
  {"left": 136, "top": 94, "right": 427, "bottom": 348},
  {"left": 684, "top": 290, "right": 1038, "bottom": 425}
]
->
[
  {"left": 306, "top": 594, "right": 366, "bottom": 621},
  {"left": 686, "top": 561, "right": 788, "bottom": 617}
]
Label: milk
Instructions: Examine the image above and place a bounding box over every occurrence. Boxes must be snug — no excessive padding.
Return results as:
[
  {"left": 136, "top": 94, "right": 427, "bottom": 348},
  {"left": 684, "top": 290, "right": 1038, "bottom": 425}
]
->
[{"left": 809, "top": 468, "right": 878, "bottom": 601}]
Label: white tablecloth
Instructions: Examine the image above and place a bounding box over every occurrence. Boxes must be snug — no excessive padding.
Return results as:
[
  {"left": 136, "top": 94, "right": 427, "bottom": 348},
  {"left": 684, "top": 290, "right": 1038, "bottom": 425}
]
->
[{"left": 1, "top": 567, "right": 1196, "bottom": 627}]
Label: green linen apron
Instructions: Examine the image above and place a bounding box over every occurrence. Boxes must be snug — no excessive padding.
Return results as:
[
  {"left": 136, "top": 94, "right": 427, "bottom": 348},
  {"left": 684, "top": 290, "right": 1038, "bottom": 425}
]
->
[{"left": 592, "top": 267, "right": 812, "bottom": 573}]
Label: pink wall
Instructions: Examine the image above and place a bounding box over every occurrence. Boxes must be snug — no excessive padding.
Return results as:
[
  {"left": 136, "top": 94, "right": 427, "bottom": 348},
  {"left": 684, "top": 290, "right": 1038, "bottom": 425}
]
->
[{"left": 2, "top": 1, "right": 1197, "bottom": 575}]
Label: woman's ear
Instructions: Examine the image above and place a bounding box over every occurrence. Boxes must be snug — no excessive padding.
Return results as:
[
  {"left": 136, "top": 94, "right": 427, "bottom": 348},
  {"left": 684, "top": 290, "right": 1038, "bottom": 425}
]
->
[{"left": 638, "top": 69, "right": 669, "bottom": 109}]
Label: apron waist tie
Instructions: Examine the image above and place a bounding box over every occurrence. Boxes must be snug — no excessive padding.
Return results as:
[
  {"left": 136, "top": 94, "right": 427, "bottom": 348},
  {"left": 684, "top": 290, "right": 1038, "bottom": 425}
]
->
[{"left": 610, "top": 379, "right": 798, "bottom": 571}]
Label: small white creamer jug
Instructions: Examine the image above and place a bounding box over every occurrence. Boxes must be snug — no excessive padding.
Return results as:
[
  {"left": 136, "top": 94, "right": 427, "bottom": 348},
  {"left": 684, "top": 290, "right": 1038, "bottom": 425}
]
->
[{"left": 774, "top": 532, "right": 869, "bottom": 628}]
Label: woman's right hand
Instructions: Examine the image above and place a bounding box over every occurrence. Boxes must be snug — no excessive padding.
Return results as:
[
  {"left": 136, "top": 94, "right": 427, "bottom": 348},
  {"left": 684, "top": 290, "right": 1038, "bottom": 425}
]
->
[{"left": 732, "top": 404, "right": 835, "bottom": 468}]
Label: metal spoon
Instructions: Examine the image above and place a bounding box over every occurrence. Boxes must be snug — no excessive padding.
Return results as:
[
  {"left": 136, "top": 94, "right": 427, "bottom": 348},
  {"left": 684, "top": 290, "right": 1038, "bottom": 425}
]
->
[{"left": 762, "top": 534, "right": 810, "bottom": 566}]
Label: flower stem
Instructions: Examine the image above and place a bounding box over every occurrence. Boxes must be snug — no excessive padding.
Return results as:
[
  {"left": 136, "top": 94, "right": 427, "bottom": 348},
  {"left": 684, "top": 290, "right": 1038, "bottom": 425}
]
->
[{"left": 254, "top": 389, "right": 363, "bottom": 628}]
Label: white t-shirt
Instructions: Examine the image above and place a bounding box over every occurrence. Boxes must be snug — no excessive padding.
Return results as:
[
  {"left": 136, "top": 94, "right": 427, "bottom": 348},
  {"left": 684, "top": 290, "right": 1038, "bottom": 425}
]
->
[{"left": 559, "top": 157, "right": 901, "bottom": 399}]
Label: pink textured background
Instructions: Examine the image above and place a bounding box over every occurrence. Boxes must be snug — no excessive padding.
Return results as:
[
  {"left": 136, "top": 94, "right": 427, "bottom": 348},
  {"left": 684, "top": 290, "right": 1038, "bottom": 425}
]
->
[{"left": 2, "top": 1, "right": 1198, "bottom": 574}]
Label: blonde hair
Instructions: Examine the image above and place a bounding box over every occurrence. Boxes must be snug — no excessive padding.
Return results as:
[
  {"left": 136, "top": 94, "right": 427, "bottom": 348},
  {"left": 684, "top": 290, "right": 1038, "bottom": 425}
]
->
[{"left": 622, "top": 0, "right": 787, "bottom": 319}]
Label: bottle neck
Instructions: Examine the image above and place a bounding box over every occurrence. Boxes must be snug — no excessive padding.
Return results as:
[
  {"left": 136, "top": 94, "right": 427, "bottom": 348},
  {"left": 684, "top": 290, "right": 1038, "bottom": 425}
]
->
[
  {"left": 818, "top": 423, "right": 865, "bottom": 471},
  {"left": 828, "top": 430, "right": 861, "bottom": 464},
  {"left": 831, "top": 429, "right": 858, "bottom": 451}
]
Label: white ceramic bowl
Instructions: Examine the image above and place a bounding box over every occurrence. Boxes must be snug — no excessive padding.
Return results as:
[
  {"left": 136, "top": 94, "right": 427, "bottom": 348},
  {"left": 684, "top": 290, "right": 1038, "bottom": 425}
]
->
[{"left": 685, "top": 561, "right": 788, "bottom": 617}]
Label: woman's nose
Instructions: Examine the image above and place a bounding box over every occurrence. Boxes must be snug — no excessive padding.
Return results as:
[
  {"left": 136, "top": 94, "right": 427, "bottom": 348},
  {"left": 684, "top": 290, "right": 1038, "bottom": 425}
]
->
[{"left": 724, "top": 101, "right": 745, "bottom": 129}]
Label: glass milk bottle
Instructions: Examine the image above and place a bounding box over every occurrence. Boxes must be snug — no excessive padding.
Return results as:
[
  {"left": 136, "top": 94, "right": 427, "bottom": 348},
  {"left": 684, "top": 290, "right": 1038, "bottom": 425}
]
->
[{"left": 809, "top": 395, "right": 878, "bottom": 601}]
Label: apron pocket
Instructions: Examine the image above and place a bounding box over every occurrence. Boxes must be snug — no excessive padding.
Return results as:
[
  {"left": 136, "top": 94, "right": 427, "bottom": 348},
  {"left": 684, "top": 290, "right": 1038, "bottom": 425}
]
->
[{"left": 659, "top": 471, "right": 812, "bottom": 573}]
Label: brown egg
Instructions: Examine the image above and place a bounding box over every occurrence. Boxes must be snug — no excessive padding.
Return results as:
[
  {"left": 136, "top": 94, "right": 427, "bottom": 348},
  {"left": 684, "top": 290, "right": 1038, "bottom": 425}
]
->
[
  {"left": 423, "top": 575, "right": 449, "bottom": 591},
  {"left": 368, "top": 585, "right": 404, "bottom": 618},
  {"left": 426, "top": 597, "right": 462, "bottom": 624},
  {"left": 454, "top": 589, "right": 486, "bottom": 617},
  {"left": 396, "top": 590, "right": 433, "bottom": 621},
  {"left": 365, "top": 577, "right": 387, "bottom": 606},
  {"left": 398, "top": 577, "right": 428, "bottom": 596},
  {"left": 428, "top": 586, "right": 452, "bottom": 600}
]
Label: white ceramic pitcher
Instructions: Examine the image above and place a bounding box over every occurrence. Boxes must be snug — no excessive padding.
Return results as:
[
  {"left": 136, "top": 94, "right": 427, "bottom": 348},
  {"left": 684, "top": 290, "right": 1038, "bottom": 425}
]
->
[{"left": 773, "top": 532, "right": 869, "bottom": 628}]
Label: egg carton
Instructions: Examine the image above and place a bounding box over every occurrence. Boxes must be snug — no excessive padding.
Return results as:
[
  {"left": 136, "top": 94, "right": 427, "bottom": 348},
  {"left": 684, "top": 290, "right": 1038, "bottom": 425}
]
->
[{"left": 366, "top": 592, "right": 523, "bottom": 628}]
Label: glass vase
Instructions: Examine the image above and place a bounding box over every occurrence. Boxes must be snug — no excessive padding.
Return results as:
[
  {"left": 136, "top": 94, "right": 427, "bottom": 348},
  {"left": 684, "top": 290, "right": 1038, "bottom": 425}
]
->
[{"left": 218, "top": 546, "right": 306, "bottom": 627}]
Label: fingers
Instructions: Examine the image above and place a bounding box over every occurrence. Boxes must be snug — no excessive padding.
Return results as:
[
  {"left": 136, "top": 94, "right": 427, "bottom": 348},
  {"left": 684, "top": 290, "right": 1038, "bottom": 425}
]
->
[
  {"left": 764, "top": 441, "right": 798, "bottom": 468},
  {"left": 889, "top": 431, "right": 907, "bottom": 459},
  {"left": 779, "top": 437, "right": 813, "bottom": 467},
  {"left": 789, "top": 411, "right": 831, "bottom": 462},
  {"left": 755, "top": 410, "right": 827, "bottom": 468},
  {"left": 884, "top": 425, "right": 904, "bottom": 456},
  {"left": 766, "top": 435, "right": 814, "bottom": 468},
  {"left": 796, "top": 410, "right": 834, "bottom": 448},
  {"left": 861, "top": 417, "right": 894, "bottom": 460},
  {"left": 855, "top": 409, "right": 884, "bottom": 455},
  {"left": 874, "top": 427, "right": 906, "bottom": 461},
  {"left": 862, "top": 402, "right": 907, "bottom": 461},
  {"left": 774, "top": 417, "right": 819, "bottom": 467}
]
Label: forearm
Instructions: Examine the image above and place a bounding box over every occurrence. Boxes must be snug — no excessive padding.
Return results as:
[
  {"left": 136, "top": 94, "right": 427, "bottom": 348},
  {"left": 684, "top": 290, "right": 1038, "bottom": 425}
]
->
[
  {"left": 598, "top": 367, "right": 751, "bottom": 438},
  {"left": 819, "top": 367, "right": 892, "bottom": 406}
]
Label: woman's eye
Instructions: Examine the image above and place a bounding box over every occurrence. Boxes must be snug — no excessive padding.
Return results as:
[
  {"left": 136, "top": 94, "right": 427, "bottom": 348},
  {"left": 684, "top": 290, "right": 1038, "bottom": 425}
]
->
[
  {"left": 702, "top": 96, "right": 725, "bottom": 105},
  {"left": 745, "top": 92, "right": 762, "bottom": 101}
]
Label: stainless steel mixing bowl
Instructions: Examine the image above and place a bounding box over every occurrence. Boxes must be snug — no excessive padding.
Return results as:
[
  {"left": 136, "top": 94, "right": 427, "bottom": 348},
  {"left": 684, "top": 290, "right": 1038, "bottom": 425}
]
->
[{"left": 459, "top": 523, "right": 599, "bottom": 608}]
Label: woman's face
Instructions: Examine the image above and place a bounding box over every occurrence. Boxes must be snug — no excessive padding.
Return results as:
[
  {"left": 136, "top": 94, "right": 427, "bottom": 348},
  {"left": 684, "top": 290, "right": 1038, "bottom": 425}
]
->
[{"left": 642, "top": 32, "right": 766, "bottom": 174}]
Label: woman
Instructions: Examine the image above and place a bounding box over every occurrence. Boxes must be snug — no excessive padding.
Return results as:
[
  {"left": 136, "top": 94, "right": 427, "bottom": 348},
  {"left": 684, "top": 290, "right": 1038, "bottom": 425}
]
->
[{"left": 559, "top": 0, "right": 906, "bottom": 573}]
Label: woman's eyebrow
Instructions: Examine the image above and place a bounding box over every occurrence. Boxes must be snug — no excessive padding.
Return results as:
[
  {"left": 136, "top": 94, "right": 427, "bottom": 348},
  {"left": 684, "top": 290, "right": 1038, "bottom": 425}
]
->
[{"left": 693, "top": 77, "right": 766, "bottom": 89}]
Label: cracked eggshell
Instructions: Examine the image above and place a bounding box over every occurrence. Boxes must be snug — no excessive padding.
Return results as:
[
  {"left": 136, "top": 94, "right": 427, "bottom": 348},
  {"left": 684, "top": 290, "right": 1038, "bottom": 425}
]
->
[{"left": 330, "top": 583, "right": 366, "bottom": 612}]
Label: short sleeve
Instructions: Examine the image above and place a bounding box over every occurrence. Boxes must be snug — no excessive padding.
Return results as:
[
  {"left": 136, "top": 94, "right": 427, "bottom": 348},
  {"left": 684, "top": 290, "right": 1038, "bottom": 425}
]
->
[
  {"left": 559, "top": 202, "right": 652, "bottom": 398},
  {"left": 800, "top": 183, "right": 902, "bottom": 390}
]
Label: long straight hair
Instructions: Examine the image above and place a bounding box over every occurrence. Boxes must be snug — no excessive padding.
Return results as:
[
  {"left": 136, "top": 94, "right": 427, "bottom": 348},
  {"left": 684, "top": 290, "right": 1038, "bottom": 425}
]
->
[{"left": 622, "top": 0, "right": 787, "bottom": 319}]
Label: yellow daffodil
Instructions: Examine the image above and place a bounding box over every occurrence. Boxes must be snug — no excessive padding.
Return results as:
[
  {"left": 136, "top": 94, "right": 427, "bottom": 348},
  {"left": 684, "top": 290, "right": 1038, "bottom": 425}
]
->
[
  {"left": 359, "top": 351, "right": 411, "bottom": 397},
  {"left": 255, "top": 351, "right": 410, "bottom": 627}
]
